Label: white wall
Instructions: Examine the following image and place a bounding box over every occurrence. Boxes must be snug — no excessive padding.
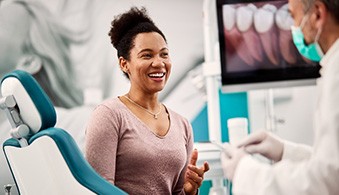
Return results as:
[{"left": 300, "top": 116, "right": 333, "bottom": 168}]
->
[{"left": 248, "top": 85, "right": 317, "bottom": 146}]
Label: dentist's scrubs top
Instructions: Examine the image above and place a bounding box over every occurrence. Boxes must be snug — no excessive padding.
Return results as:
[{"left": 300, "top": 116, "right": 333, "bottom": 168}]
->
[{"left": 232, "top": 38, "right": 339, "bottom": 195}]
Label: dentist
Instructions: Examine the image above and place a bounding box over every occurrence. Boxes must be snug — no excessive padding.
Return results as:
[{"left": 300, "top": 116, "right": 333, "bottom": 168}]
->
[{"left": 221, "top": 0, "right": 339, "bottom": 194}]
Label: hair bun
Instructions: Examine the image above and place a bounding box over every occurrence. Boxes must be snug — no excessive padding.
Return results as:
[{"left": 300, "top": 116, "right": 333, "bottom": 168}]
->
[{"left": 109, "top": 7, "right": 155, "bottom": 48}]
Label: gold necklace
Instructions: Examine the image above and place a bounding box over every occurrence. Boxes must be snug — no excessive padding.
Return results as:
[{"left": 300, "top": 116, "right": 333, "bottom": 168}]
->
[{"left": 124, "top": 95, "right": 162, "bottom": 119}]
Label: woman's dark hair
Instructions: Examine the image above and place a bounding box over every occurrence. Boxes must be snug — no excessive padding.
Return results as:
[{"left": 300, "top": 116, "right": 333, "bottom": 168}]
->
[{"left": 108, "top": 7, "right": 167, "bottom": 78}]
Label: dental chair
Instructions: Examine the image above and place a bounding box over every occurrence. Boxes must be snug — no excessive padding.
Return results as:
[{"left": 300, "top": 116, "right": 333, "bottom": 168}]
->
[{"left": 0, "top": 70, "right": 126, "bottom": 195}]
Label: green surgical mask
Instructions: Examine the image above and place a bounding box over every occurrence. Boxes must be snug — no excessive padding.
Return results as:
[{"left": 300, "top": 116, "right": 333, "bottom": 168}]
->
[{"left": 291, "top": 15, "right": 324, "bottom": 62}]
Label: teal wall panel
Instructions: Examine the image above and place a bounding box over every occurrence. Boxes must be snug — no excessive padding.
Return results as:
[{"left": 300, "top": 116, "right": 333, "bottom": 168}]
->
[
  {"left": 219, "top": 91, "right": 250, "bottom": 142},
  {"left": 192, "top": 91, "right": 249, "bottom": 142},
  {"left": 191, "top": 104, "right": 209, "bottom": 142},
  {"left": 191, "top": 91, "right": 248, "bottom": 194}
]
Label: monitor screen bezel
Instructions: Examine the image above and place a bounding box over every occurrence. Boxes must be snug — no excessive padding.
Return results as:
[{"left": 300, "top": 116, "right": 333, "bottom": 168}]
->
[{"left": 216, "top": 0, "right": 321, "bottom": 93}]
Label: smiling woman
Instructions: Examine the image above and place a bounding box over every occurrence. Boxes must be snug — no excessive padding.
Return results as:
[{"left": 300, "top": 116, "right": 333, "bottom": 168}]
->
[
  {"left": 120, "top": 31, "right": 171, "bottom": 95},
  {"left": 85, "top": 6, "right": 209, "bottom": 195}
]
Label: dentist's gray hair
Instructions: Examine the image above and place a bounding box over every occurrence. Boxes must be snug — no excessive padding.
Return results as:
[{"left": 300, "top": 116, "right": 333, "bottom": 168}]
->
[{"left": 301, "top": 0, "right": 339, "bottom": 23}]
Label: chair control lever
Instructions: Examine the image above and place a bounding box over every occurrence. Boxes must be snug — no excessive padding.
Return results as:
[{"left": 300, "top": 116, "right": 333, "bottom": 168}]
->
[{"left": 0, "top": 95, "right": 30, "bottom": 147}]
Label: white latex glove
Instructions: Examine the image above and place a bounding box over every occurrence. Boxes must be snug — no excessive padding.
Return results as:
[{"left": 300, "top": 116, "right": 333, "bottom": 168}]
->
[
  {"left": 220, "top": 143, "right": 248, "bottom": 181},
  {"left": 237, "top": 131, "right": 284, "bottom": 162}
]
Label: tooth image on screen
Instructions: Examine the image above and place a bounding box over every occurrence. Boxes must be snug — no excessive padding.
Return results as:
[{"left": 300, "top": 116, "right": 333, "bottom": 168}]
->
[
  {"left": 223, "top": 5, "right": 255, "bottom": 67},
  {"left": 254, "top": 4, "right": 280, "bottom": 66},
  {"left": 236, "top": 4, "right": 264, "bottom": 64},
  {"left": 216, "top": 0, "right": 320, "bottom": 93},
  {"left": 276, "top": 4, "right": 298, "bottom": 65},
  {"left": 223, "top": 5, "right": 237, "bottom": 54}
]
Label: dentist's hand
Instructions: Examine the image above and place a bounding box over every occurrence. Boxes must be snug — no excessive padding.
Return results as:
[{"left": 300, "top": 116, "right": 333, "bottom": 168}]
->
[
  {"left": 184, "top": 149, "right": 210, "bottom": 195},
  {"left": 220, "top": 143, "right": 248, "bottom": 181},
  {"left": 237, "top": 131, "right": 284, "bottom": 162}
]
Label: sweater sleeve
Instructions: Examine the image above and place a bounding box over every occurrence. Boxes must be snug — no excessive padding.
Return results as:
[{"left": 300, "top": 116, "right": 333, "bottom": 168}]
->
[
  {"left": 85, "top": 105, "right": 120, "bottom": 184},
  {"left": 173, "top": 119, "right": 194, "bottom": 194}
]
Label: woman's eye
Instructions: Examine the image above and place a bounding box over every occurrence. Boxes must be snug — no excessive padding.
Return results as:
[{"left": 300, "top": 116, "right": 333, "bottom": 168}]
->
[
  {"left": 142, "top": 54, "right": 152, "bottom": 58},
  {"left": 161, "top": 53, "right": 169, "bottom": 58}
]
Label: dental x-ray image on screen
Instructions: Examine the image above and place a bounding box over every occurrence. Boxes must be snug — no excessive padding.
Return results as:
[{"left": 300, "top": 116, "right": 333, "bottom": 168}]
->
[{"left": 217, "top": 0, "right": 320, "bottom": 92}]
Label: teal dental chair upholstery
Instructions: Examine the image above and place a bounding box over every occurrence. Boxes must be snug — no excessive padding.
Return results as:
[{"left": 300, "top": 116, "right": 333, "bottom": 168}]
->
[{"left": 0, "top": 70, "right": 126, "bottom": 195}]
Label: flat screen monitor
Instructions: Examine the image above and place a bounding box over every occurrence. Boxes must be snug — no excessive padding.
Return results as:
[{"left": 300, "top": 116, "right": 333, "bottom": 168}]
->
[{"left": 216, "top": 0, "right": 320, "bottom": 93}]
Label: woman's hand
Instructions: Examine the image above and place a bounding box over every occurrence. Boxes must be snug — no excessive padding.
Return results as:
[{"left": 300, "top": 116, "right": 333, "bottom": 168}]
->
[{"left": 184, "top": 149, "right": 210, "bottom": 195}]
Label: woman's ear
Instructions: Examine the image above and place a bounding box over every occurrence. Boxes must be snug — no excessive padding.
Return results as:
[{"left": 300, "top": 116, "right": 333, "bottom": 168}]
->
[
  {"left": 119, "top": 56, "right": 129, "bottom": 74},
  {"left": 16, "top": 55, "right": 42, "bottom": 74}
]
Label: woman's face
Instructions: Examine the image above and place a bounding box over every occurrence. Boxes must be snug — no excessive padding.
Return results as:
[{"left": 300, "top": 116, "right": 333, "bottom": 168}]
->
[{"left": 124, "top": 32, "right": 171, "bottom": 94}]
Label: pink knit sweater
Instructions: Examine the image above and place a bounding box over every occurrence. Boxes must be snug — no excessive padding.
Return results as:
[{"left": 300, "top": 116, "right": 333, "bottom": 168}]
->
[{"left": 85, "top": 97, "right": 193, "bottom": 194}]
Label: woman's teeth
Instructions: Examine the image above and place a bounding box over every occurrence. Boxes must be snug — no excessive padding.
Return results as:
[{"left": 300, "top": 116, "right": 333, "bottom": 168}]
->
[{"left": 149, "top": 73, "right": 165, "bottom": 78}]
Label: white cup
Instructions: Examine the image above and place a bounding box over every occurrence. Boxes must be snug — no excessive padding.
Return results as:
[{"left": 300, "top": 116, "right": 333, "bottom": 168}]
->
[{"left": 227, "top": 117, "right": 248, "bottom": 145}]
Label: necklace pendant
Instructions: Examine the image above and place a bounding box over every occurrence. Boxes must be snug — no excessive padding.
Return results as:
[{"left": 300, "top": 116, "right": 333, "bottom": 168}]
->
[{"left": 124, "top": 95, "right": 161, "bottom": 119}]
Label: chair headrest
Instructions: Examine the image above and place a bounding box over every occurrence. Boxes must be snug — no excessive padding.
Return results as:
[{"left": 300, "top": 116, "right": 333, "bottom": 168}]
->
[{"left": 1, "top": 70, "right": 56, "bottom": 134}]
